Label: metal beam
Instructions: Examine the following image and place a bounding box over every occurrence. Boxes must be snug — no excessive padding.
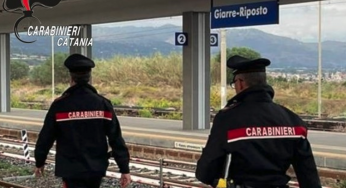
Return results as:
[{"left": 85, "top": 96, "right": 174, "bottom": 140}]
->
[
  {"left": 0, "top": 33, "right": 10, "bottom": 112},
  {"left": 0, "top": 0, "right": 322, "bottom": 33},
  {"left": 69, "top": 24, "right": 92, "bottom": 59},
  {"left": 182, "top": 12, "right": 211, "bottom": 130},
  {"left": 69, "top": 24, "right": 93, "bottom": 83}
]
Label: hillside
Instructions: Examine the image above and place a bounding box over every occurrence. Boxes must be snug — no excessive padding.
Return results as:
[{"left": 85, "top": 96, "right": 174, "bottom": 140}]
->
[{"left": 10, "top": 24, "right": 346, "bottom": 69}]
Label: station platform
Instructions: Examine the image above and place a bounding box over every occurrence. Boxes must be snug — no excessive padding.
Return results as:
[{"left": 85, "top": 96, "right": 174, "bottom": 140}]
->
[{"left": 0, "top": 108, "right": 346, "bottom": 170}]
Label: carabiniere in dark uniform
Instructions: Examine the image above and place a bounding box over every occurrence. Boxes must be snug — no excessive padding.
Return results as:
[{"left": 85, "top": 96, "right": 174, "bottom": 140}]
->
[
  {"left": 34, "top": 54, "right": 130, "bottom": 187},
  {"left": 195, "top": 55, "right": 322, "bottom": 188}
]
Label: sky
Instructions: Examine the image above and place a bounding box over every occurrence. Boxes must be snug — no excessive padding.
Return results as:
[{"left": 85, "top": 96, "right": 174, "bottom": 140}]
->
[{"left": 97, "top": 0, "right": 346, "bottom": 43}]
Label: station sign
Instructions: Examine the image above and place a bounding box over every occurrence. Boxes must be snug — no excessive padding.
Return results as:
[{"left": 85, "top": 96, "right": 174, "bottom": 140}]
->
[
  {"left": 210, "top": 33, "right": 218, "bottom": 47},
  {"left": 175, "top": 32, "right": 188, "bottom": 46},
  {"left": 211, "top": 1, "right": 279, "bottom": 29},
  {"left": 174, "top": 141, "right": 204, "bottom": 152},
  {"left": 175, "top": 32, "right": 219, "bottom": 47}
]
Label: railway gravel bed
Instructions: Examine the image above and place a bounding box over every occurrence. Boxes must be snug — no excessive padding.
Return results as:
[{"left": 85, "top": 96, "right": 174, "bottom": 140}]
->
[
  {"left": 1, "top": 136, "right": 346, "bottom": 188},
  {"left": 0, "top": 157, "right": 157, "bottom": 188},
  {"left": 0, "top": 155, "right": 345, "bottom": 188}
]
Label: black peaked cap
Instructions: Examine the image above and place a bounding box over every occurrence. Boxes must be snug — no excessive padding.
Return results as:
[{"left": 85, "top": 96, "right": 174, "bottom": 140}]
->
[
  {"left": 227, "top": 55, "right": 271, "bottom": 75},
  {"left": 64, "top": 53, "right": 95, "bottom": 72}
]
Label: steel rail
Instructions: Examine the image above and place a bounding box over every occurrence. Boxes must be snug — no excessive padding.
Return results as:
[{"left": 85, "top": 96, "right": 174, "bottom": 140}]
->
[
  {"left": 0, "top": 140, "right": 338, "bottom": 188},
  {"left": 0, "top": 180, "right": 31, "bottom": 188}
]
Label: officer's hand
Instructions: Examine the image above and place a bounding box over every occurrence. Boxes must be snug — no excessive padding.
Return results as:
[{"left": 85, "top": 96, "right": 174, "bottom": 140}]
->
[
  {"left": 120, "top": 173, "right": 131, "bottom": 188},
  {"left": 34, "top": 166, "right": 45, "bottom": 177}
]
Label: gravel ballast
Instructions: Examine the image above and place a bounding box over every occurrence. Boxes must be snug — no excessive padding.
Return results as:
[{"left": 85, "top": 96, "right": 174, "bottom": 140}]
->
[{"left": 0, "top": 156, "right": 157, "bottom": 188}]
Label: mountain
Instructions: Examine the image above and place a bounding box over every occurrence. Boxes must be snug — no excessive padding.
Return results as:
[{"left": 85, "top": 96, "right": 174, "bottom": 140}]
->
[
  {"left": 10, "top": 24, "right": 346, "bottom": 69},
  {"left": 225, "top": 29, "right": 346, "bottom": 69}
]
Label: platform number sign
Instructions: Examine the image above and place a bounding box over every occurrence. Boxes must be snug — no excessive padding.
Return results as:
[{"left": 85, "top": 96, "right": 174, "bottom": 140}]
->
[
  {"left": 175, "top": 32, "right": 188, "bottom": 46},
  {"left": 210, "top": 33, "right": 218, "bottom": 47}
]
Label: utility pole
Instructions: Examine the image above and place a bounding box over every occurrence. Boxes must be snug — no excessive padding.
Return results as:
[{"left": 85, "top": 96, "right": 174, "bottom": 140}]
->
[
  {"left": 220, "top": 29, "right": 227, "bottom": 109},
  {"left": 318, "top": 0, "right": 322, "bottom": 118},
  {"left": 52, "top": 36, "right": 55, "bottom": 103}
]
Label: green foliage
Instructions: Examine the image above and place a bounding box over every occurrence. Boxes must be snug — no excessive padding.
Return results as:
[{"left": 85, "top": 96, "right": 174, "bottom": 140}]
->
[
  {"left": 10, "top": 48, "right": 346, "bottom": 119},
  {"left": 164, "top": 112, "right": 182, "bottom": 120},
  {"left": 305, "top": 101, "right": 318, "bottom": 114},
  {"left": 213, "top": 47, "right": 262, "bottom": 84},
  {"left": 339, "top": 180, "right": 346, "bottom": 188},
  {"left": 35, "top": 88, "right": 52, "bottom": 96},
  {"left": 110, "top": 98, "right": 123, "bottom": 106},
  {"left": 137, "top": 98, "right": 181, "bottom": 109},
  {"left": 30, "top": 52, "right": 70, "bottom": 85},
  {"left": 214, "top": 47, "right": 262, "bottom": 63},
  {"left": 210, "top": 87, "right": 222, "bottom": 110},
  {"left": 27, "top": 48, "right": 259, "bottom": 87},
  {"left": 10, "top": 60, "right": 30, "bottom": 80},
  {"left": 342, "top": 82, "right": 346, "bottom": 87},
  {"left": 10, "top": 95, "right": 27, "bottom": 108},
  {"left": 0, "top": 160, "right": 11, "bottom": 169},
  {"left": 0, "top": 160, "right": 33, "bottom": 176},
  {"left": 55, "top": 83, "right": 69, "bottom": 95},
  {"left": 138, "top": 109, "right": 153, "bottom": 118},
  {"left": 93, "top": 52, "right": 182, "bottom": 88}
]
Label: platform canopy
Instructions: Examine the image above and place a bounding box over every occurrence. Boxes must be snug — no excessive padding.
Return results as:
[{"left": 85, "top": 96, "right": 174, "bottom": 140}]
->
[{"left": 0, "top": 0, "right": 322, "bottom": 33}]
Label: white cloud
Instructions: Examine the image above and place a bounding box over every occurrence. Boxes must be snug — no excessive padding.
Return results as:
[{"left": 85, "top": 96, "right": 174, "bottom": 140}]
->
[
  {"left": 96, "top": 0, "right": 346, "bottom": 42},
  {"left": 255, "top": 0, "right": 346, "bottom": 42}
]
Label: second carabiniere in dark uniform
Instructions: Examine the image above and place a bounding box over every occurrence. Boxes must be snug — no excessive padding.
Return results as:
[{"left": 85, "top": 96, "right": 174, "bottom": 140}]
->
[
  {"left": 195, "top": 55, "right": 322, "bottom": 188},
  {"left": 34, "top": 54, "right": 131, "bottom": 188}
]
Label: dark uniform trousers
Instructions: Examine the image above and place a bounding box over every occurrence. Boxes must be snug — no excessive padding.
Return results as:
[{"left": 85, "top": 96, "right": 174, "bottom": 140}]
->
[{"left": 62, "top": 177, "right": 103, "bottom": 188}]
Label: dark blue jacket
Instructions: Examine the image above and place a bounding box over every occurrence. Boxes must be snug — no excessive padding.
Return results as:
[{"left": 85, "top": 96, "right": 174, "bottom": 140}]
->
[
  {"left": 195, "top": 84, "right": 321, "bottom": 188},
  {"left": 35, "top": 83, "right": 130, "bottom": 178}
]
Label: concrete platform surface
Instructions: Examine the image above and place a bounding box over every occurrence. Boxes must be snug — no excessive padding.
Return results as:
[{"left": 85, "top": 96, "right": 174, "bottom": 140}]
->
[{"left": 0, "top": 108, "right": 346, "bottom": 170}]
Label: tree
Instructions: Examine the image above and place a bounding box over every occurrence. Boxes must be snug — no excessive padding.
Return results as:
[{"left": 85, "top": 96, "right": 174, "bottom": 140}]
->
[
  {"left": 30, "top": 52, "right": 70, "bottom": 85},
  {"left": 214, "top": 47, "right": 262, "bottom": 84},
  {"left": 10, "top": 60, "right": 30, "bottom": 80}
]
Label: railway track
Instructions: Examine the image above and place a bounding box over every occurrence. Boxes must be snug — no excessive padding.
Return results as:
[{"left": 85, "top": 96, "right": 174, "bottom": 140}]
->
[
  {"left": 15, "top": 103, "right": 346, "bottom": 132},
  {"left": 0, "top": 152, "right": 204, "bottom": 188},
  {"left": 0, "top": 180, "right": 30, "bottom": 188},
  {"left": 0, "top": 138, "right": 343, "bottom": 188},
  {"left": 0, "top": 139, "right": 206, "bottom": 188}
]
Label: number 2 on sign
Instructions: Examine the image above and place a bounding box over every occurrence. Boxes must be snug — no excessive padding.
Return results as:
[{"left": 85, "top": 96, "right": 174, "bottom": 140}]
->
[{"left": 179, "top": 35, "right": 186, "bottom": 44}]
